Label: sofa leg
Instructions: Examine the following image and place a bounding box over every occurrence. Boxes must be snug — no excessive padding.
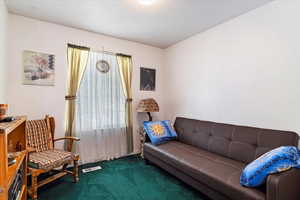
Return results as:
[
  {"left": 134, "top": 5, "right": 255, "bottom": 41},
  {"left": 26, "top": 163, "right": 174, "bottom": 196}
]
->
[
  {"left": 73, "top": 158, "right": 79, "bottom": 183},
  {"left": 144, "top": 158, "right": 151, "bottom": 165}
]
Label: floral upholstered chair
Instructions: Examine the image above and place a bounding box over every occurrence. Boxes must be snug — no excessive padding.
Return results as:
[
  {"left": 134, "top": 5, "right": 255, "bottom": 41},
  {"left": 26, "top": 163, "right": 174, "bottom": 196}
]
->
[{"left": 26, "top": 115, "right": 80, "bottom": 200}]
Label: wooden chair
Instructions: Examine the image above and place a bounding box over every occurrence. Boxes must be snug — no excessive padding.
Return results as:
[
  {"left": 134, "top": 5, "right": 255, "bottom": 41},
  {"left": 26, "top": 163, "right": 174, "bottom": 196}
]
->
[{"left": 26, "top": 116, "right": 80, "bottom": 200}]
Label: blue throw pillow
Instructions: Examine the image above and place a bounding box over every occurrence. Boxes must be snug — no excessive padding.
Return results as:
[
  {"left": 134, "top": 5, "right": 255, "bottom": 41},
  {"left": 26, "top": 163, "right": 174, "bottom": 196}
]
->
[
  {"left": 144, "top": 121, "right": 177, "bottom": 145},
  {"left": 240, "top": 146, "right": 300, "bottom": 187},
  {"left": 162, "top": 120, "right": 177, "bottom": 138}
]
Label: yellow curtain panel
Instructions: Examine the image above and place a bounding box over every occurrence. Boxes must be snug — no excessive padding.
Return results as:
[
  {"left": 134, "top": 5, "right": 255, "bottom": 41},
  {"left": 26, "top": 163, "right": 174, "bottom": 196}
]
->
[
  {"left": 117, "top": 54, "right": 134, "bottom": 153},
  {"left": 65, "top": 44, "right": 90, "bottom": 147}
]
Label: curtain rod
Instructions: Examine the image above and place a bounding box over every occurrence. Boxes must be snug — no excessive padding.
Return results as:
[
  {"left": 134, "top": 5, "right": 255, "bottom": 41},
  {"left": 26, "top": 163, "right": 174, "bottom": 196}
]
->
[
  {"left": 92, "top": 49, "right": 132, "bottom": 58},
  {"left": 68, "top": 43, "right": 131, "bottom": 57},
  {"left": 91, "top": 49, "right": 116, "bottom": 56},
  {"left": 67, "top": 43, "right": 90, "bottom": 50}
]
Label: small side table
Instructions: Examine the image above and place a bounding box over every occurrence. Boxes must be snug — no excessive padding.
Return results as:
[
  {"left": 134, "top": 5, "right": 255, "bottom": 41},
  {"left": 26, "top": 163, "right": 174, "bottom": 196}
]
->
[{"left": 139, "top": 128, "right": 146, "bottom": 158}]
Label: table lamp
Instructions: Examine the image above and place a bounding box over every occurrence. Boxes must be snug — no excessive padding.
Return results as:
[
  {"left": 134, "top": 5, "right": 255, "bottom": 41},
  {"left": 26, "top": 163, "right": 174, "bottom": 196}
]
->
[{"left": 137, "top": 98, "right": 159, "bottom": 121}]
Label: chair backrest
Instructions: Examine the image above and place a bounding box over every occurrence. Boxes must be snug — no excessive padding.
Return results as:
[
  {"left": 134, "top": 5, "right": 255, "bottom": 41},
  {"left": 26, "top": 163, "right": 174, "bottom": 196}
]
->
[{"left": 26, "top": 116, "right": 54, "bottom": 152}]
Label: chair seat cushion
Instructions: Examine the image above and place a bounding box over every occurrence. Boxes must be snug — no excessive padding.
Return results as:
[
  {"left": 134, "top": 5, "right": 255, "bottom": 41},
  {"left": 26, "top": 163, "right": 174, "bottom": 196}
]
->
[{"left": 29, "top": 149, "right": 76, "bottom": 170}]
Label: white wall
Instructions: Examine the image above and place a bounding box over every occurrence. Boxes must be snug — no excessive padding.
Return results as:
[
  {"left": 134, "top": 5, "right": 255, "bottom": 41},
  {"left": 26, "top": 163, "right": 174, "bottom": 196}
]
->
[
  {"left": 164, "top": 0, "right": 300, "bottom": 134},
  {"left": 0, "top": 0, "right": 8, "bottom": 103},
  {"left": 6, "top": 0, "right": 300, "bottom": 154},
  {"left": 7, "top": 14, "right": 165, "bottom": 153}
]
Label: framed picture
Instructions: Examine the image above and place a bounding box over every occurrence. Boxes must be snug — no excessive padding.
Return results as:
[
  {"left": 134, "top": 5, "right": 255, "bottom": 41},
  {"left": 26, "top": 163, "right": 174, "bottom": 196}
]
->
[
  {"left": 140, "top": 67, "right": 156, "bottom": 91},
  {"left": 23, "top": 50, "right": 55, "bottom": 86}
]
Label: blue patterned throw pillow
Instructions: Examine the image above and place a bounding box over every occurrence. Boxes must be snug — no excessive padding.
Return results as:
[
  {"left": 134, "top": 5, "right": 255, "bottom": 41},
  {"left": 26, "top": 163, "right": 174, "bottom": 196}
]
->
[
  {"left": 162, "top": 120, "right": 177, "bottom": 138},
  {"left": 143, "top": 120, "right": 177, "bottom": 145},
  {"left": 240, "top": 146, "right": 300, "bottom": 187}
]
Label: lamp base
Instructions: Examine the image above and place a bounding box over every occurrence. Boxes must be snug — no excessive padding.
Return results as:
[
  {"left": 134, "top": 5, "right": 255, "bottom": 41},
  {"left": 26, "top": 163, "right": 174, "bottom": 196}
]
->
[{"left": 147, "top": 112, "right": 153, "bottom": 121}]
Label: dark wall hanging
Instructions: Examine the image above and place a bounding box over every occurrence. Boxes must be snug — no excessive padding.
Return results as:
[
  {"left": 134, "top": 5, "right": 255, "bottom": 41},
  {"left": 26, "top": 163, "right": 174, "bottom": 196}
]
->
[{"left": 140, "top": 67, "right": 156, "bottom": 91}]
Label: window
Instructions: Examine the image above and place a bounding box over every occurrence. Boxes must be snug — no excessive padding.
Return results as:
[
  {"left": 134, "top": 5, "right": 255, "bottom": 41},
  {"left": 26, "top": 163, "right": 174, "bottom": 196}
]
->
[{"left": 75, "top": 51, "right": 126, "bottom": 131}]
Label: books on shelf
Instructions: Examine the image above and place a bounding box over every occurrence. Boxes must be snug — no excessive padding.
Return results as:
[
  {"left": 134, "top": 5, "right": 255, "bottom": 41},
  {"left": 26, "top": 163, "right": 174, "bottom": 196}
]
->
[{"left": 8, "top": 163, "right": 24, "bottom": 200}]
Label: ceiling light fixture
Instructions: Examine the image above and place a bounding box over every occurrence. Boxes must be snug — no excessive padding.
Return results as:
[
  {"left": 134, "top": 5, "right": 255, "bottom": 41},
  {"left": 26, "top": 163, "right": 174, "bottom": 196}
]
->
[{"left": 139, "top": 0, "right": 155, "bottom": 6}]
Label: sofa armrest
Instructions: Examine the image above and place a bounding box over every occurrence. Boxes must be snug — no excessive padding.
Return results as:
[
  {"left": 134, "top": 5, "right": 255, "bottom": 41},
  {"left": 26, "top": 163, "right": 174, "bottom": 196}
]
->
[{"left": 267, "top": 168, "right": 300, "bottom": 200}]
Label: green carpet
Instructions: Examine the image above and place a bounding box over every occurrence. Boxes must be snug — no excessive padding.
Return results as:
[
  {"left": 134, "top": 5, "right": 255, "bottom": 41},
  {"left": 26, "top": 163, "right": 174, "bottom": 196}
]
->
[{"left": 37, "top": 156, "right": 210, "bottom": 200}]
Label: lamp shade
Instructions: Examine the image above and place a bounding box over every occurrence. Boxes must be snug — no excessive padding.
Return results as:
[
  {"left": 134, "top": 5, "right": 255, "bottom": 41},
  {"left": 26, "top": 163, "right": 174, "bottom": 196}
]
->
[{"left": 137, "top": 98, "right": 159, "bottom": 113}]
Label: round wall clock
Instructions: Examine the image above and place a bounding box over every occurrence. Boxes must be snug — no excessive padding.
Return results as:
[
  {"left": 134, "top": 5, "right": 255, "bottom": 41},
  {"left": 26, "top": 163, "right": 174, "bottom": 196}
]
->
[{"left": 96, "top": 60, "right": 110, "bottom": 73}]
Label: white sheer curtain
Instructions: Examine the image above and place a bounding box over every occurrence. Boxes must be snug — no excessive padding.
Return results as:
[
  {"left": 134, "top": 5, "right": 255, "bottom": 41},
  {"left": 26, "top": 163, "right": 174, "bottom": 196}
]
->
[{"left": 75, "top": 51, "right": 127, "bottom": 164}]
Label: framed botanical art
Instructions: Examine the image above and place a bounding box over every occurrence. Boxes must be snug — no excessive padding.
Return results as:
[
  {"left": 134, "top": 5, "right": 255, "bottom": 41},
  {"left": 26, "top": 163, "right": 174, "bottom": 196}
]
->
[
  {"left": 140, "top": 67, "right": 156, "bottom": 91},
  {"left": 23, "top": 50, "right": 55, "bottom": 86}
]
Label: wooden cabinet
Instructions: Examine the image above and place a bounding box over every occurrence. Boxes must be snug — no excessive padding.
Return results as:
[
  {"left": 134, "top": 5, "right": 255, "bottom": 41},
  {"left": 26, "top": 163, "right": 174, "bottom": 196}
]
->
[{"left": 0, "top": 117, "right": 27, "bottom": 200}]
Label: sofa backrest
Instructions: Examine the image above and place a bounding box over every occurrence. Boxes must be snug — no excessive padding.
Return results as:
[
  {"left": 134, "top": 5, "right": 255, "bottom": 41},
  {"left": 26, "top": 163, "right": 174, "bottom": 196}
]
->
[{"left": 174, "top": 117, "right": 299, "bottom": 163}]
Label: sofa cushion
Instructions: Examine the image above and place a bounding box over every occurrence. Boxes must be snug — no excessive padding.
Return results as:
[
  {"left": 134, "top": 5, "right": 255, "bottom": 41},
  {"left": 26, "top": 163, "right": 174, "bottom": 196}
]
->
[
  {"left": 144, "top": 141, "right": 266, "bottom": 200},
  {"left": 174, "top": 117, "right": 298, "bottom": 163}
]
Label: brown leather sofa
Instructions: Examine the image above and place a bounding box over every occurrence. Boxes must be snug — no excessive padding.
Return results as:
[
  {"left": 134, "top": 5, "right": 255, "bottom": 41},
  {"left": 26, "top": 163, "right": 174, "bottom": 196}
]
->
[{"left": 144, "top": 117, "right": 300, "bottom": 200}]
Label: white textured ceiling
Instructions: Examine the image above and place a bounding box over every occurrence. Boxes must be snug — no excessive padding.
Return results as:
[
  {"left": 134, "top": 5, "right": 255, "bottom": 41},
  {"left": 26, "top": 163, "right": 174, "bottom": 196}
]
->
[{"left": 5, "top": 0, "right": 274, "bottom": 48}]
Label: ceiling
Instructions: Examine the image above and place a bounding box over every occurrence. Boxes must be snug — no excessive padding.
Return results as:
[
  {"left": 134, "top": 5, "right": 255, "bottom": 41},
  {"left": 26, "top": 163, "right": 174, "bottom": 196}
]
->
[{"left": 5, "top": 0, "right": 274, "bottom": 48}]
